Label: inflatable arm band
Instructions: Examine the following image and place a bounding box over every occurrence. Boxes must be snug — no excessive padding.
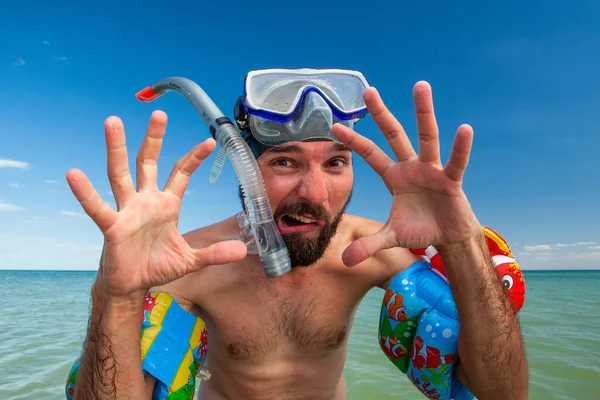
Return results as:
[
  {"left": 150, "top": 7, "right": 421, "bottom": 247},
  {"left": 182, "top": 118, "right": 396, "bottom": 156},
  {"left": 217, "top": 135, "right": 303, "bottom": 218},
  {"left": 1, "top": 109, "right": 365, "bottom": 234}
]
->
[
  {"left": 378, "top": 227, "right": 526, "bottom": 400},
  {"left": 66, "top": 291, "right": 209, "bottom": 400}
]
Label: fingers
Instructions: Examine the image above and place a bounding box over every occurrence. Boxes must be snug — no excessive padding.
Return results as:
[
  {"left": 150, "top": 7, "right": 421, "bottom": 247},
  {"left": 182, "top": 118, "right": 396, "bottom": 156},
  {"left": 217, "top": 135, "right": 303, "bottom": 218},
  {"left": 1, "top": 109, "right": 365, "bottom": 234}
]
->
[
  {"left": 363, "top": 87, "right": 416, "bottom": 162},
  {"left": 136, "top": 111, "right": 168, "bottom": 191},
  {"left": 164, "top": 138, "right": 216, "bottom": 198},
  {"left": 189, "top": 240, "right": 248, "bottom": 271},
  {"left": 105, "top": 116, "right": 136, "bottom": 209},
  {"left": 332, "top": 123, "right": 396, "bottom": 177},
  {"left": 341, "top": 227, "right": 398, "bottom": 267},
  {"left": 66, "top": 168, "right": 118, "bottom": 233},
  {"left": 413, "top": 81, "right": 441, "bottom": 165},
  {"left": 444, "top": 124, "right": 474, "bottom": 182}
]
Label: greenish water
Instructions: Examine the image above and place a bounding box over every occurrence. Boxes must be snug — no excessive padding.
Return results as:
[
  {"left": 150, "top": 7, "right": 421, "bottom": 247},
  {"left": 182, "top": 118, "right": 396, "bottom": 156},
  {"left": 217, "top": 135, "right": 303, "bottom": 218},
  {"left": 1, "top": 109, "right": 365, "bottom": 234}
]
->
[{"left": 0, "top": 270, "right": 598, "bottom": 399}]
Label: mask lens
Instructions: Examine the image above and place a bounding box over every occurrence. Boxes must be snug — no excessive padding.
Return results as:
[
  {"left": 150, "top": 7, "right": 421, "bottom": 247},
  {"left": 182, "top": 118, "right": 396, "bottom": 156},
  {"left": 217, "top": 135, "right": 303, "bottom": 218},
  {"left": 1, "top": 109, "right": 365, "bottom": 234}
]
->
[
  {"left": 245, "top": 69, "right": 369, "bottom": 119},
  {"left": 248, "top": 92, "right": 355, "bottom": 146}
]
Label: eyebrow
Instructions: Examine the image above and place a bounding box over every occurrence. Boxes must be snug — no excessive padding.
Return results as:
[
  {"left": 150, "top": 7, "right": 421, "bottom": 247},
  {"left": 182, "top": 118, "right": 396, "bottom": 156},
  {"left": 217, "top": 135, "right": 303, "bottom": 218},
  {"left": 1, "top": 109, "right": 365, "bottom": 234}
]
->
[
  {"left": 329, "top": 142, "right": 351, "bottom": 153},
  {"left": 266, "top": 142, "right": 351, "bottom": 155},
  {"left": 267, "top": 144, "right": 304, "bottom": 154}
]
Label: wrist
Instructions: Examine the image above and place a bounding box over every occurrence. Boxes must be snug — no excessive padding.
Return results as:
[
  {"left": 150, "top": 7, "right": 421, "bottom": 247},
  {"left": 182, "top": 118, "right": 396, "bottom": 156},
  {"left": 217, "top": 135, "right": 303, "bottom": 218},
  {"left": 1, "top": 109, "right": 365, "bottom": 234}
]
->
[
  {"left": 92, "top": 277, "right": 148, "bottom": 305},
  {"left": 85, "top": 280, "right": 145, "bottom": 350},
  {"left": 435, "top": 229, "right": 494, "bottom": 280},
  {"left": 436, "top": 228, "right": 487, "bottom": 258},
  {"left": 91, "top": 279, "right": 146, "bottom": 318}
]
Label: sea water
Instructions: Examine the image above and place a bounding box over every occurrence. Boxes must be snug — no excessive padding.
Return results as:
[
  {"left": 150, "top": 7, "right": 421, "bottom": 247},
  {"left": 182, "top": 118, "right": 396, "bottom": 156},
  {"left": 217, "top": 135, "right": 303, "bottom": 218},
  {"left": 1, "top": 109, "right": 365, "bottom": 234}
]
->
[{"left": 0, "top": 270, "right": 598, "bottom": 399}]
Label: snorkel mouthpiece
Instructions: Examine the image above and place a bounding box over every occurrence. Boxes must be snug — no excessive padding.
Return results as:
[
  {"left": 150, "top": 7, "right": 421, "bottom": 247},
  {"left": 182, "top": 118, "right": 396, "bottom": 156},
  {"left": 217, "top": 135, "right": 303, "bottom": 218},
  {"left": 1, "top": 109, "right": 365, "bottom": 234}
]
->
[{"left": 136, "top": 77, "right": 291, "bottom": 278}]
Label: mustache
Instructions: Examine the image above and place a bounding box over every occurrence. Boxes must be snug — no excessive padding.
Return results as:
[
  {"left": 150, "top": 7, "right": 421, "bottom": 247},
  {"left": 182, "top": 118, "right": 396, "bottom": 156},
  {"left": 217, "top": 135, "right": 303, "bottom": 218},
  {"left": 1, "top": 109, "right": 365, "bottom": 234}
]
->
[{"left": 274, "top": 202, "right": 330, "bottom": 223}]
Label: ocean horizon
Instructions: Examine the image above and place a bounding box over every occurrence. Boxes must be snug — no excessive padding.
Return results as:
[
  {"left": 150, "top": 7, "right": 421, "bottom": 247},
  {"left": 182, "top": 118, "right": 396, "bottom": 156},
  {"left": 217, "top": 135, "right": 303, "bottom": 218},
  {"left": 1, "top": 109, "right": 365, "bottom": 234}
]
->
[{"left": 1, "top": 269, "right": 598, "bottom": 399}]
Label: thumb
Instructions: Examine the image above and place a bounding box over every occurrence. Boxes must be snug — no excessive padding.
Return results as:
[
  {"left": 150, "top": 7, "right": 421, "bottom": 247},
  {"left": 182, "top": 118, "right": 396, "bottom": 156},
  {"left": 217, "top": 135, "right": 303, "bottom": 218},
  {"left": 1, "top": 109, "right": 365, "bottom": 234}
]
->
[
  {"left": 342, "top": 226, "right": 398, "bottom": 267},
  {"left": 188, "top": 240, "right": 248, "bottom": 272}
]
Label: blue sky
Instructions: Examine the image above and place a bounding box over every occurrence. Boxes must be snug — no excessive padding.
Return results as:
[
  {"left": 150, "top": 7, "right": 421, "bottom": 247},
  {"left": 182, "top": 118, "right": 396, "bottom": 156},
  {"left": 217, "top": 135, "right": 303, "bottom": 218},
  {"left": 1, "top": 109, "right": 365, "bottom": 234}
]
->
[{"left": 1, "top": 0, "right": 599, "bottom": 270}]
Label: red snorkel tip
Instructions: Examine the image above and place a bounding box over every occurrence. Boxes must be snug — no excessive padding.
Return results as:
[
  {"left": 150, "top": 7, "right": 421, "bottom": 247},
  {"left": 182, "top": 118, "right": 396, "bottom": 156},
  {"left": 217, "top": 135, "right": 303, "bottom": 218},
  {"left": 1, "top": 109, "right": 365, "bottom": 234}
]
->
[{"left": 136, "top": 86, "right": 162, "bottom": 102}]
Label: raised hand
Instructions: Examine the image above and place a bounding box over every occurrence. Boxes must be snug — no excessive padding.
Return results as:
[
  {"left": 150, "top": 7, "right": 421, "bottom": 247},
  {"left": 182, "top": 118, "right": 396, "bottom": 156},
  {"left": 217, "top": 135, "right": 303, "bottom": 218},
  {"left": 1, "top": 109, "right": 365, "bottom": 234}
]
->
[
  {"left": 66, "top": 111, "right": 247, "bottom": 297},
  {"left": 332, "top": 82, "right": 482, "bottom": 267}
]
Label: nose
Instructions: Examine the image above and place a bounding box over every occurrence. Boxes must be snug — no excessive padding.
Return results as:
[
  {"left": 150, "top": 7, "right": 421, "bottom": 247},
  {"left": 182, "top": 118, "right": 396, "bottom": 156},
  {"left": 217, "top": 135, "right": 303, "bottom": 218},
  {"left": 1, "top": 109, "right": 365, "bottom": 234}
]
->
[{"left": 297, "top": 168, "right": 328, "bottom": 205}]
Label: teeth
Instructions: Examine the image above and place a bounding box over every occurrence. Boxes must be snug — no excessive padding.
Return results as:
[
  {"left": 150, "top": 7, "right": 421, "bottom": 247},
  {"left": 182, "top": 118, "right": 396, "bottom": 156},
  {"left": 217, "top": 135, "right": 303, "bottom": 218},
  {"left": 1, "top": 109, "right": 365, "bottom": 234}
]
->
[{"left": 288, "top": 214, "right": 316, "bottom": 224}]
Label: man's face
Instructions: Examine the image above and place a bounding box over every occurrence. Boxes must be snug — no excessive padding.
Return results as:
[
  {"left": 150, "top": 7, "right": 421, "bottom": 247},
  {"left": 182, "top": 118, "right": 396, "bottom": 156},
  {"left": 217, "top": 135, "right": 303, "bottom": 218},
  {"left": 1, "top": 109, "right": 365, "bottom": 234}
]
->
[{"left": 239, "top": 140, "right": 354, "bottom": 268}]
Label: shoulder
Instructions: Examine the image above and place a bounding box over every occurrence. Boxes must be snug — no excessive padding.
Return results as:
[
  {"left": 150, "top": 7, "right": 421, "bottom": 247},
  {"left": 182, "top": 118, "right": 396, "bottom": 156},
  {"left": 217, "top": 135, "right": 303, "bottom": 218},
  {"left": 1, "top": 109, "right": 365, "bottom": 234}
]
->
[
  {"left": 337, "top": 214, "right": 424, "bottom": 289},
  {"left": 341, "top": 214, "right": 387, "bottom": 238},
  {"left": 182, "top": 215, "right": 240, "bottom": 248},
  {"left": 150, "top": 215, "right": 239, "bottom": 311}
]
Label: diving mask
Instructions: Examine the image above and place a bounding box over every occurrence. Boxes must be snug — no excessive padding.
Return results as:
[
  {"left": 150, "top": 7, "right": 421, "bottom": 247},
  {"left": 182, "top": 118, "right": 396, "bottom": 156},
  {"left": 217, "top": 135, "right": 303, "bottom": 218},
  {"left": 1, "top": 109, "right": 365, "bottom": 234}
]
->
[
  {"left": 236, "top": 68, "right": 371, "bottom": 147},
  {"left": 209, "top": 68, "right": 371, "bottom": 185}
]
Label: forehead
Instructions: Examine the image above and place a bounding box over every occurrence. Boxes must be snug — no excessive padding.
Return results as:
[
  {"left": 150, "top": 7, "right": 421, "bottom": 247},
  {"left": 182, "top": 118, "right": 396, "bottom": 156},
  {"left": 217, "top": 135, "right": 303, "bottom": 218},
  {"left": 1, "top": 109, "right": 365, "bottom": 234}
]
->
[{"left": 260, "top": 141, "right": 351, "bottom": 157}]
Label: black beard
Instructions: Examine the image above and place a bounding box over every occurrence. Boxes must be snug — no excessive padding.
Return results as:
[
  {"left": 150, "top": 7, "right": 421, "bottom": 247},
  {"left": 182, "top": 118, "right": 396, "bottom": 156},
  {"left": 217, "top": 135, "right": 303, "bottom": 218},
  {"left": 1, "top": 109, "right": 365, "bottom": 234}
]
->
[{"left": 238, "top": 185, "right": 352, "bottom": 268}]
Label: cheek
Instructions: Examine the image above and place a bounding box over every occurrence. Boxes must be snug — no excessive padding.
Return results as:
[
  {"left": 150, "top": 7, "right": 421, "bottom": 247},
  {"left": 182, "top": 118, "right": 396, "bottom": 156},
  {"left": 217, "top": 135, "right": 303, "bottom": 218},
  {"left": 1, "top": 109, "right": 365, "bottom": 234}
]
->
[
  {"left": 328, "top": 173, "right": 353, "bottom": 205},
  {"left": 263, "top": 174, "right": 301, "bottom": 204}
]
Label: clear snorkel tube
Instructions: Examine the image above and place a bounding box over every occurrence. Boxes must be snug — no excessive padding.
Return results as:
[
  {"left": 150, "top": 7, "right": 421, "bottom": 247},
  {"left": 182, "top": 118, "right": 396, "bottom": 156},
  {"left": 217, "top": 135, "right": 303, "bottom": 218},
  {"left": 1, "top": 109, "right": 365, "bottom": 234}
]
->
[{"left": 136, "top": 77, "right": 291, "bottom": 278}]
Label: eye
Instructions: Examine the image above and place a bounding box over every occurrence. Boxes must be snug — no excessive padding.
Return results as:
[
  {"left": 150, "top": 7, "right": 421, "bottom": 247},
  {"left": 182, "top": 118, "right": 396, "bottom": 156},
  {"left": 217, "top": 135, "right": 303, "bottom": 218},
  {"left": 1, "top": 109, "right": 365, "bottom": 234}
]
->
[
  {"left": 272, "top": 159, "right": 295, "bottom": 168},
  {"left": 502, "top": 274, "right": 514, "bottom": 290},
  {"left": 327, "top": 158, "right": 348, "bottom": 168}
]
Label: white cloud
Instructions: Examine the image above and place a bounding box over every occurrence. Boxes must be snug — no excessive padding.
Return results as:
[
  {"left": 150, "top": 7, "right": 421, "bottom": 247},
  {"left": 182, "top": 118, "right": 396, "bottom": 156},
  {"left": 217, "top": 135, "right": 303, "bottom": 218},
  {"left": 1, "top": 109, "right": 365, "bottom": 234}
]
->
[
  {"left": 45, "top": 180, "right": 58, "bottom": 184},
  {"left": 61, "top": 210, "right": 86, "bottom": 219},
  {"left": 13, "top": 58, "right": 26, "bottom": 66},
  {"left": 556, "top": 242, "right": 596, "bottom": 247},
  {"left": 484, "top": 240, "right": 600, "bottom": 270},
  {"left": 23, "top": 216, "right": 50, "bottom": 224},
  {"left": 568, "top": 251, "right": 600, "bottom": 263},
  {"left": 0, "top": 234, "right": 103, "bottom": 270},
  {"left": 524, "top": 244, "right": 552, "bottom": 251},
  {"left": 518, "top": 251, "right": 600, "bottom": 270},
  {"left": 9, "top": 183, "right": 22, "bottom": 188},
  {"left": 0, "top": 159, "right": 31, "bottom": 169},
  {"left": 43, "top": 40, "right": 50, "bottom": 45},
  {"left": 0, "top": 202, "right": 25, "bottom": 212},
  {"left": 54, "top": 241, "right": 102, "bottom": 251}
]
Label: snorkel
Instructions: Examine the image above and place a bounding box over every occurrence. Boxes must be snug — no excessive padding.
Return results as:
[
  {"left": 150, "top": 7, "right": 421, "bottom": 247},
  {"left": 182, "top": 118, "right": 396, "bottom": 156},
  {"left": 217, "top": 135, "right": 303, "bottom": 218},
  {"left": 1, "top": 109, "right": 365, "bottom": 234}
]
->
[{"left": 136, "top": 77, "right": 291, "bottom": 278}]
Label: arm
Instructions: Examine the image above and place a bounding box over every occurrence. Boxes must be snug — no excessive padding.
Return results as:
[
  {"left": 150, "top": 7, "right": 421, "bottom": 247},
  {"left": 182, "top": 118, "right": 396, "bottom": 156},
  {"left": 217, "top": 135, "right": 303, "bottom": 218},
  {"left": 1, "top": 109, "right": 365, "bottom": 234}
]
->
[
  {"left": 376, "top": 226, "right": 526, "bottom": 399},
  {"left": 64, "top": 113, "right": 243, "bottom": 400},
  {"left": 437, "top": 231, "right": 528, "bottom": 399},
  {"left": 72, "top": 282, "right": 150, "bottom": 400},
  {"left": 332, "top": 82, "right": 530, "bottom": 399},
  {"left": 67, "top": 277, "right": 210, "bottom": 400}
]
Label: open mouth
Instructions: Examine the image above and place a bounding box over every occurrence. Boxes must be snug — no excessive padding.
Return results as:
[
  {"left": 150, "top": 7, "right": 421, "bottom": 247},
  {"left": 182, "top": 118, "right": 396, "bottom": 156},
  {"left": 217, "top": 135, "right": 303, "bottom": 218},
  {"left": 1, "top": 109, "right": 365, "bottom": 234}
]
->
[{"left": 278, "top": 214, "right": 323, "bottom": 233}]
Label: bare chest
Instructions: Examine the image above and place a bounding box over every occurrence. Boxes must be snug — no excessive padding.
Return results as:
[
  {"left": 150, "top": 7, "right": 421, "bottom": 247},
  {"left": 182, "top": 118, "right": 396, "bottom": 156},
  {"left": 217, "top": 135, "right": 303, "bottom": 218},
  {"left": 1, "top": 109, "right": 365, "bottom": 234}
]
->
[{"left": 195, "top": 269, "right": 364, "bottom": 361}]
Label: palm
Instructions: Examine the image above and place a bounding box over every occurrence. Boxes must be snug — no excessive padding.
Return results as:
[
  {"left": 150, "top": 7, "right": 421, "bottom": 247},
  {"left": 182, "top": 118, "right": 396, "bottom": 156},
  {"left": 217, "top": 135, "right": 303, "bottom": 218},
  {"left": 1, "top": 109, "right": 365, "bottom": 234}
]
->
[
  {"left": 332, "top": 82, "right": 481, "bottom": 266},
  {"left": 383, "top": 159, "right": 478, "bottom": 248},
  {"left": 67, "top": 112, "right": 246, "bottom": 297},
  {"left": 99, "top": 192, "right": 186, "bottom": 293}
]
